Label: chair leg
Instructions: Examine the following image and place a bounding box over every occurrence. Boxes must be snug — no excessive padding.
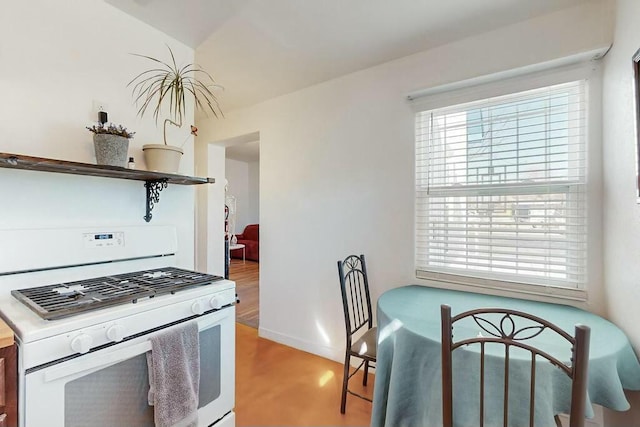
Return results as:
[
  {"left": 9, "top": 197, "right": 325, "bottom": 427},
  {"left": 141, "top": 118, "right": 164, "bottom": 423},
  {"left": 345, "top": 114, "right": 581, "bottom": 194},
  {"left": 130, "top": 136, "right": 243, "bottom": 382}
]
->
[
  {"left": 340, "top": 352, "right": 351, "bottom": 414},
  {"left": 363, "top": 360, "right": 369, "bottom": 386}
]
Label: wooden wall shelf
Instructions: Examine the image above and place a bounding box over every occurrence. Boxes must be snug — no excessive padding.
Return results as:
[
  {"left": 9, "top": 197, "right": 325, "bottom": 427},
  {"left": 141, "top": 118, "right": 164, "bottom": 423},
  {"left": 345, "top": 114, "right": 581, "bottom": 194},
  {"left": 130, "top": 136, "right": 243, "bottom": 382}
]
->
[{"left": 0, "top": 152, "right": 215, "bottom": 222}]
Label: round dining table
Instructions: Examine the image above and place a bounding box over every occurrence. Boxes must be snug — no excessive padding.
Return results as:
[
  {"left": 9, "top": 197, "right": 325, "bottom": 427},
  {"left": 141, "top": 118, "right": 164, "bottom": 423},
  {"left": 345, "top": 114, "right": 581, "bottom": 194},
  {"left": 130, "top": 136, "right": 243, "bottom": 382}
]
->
[{"left": 371, "top": 285, "right": 640, "bottom": 427}]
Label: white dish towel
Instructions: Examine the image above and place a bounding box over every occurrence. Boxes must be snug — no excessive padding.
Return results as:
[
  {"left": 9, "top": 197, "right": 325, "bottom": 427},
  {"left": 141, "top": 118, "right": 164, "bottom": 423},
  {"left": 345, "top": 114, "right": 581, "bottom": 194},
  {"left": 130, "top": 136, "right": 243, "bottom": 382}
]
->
[{"left": 147, "top": 321, "right": 200, "bottom": 427}]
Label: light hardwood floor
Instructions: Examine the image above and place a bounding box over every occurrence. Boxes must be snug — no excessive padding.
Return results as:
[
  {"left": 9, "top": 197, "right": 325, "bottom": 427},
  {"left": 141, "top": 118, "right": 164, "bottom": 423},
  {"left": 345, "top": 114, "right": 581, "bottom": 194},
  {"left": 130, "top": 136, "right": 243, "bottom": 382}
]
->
[
  {"left": 230, "top": 259, "right": 259, "bottom": 328},
  {"left": 236, "top": 323, "right": 373, "bottom": 426}
]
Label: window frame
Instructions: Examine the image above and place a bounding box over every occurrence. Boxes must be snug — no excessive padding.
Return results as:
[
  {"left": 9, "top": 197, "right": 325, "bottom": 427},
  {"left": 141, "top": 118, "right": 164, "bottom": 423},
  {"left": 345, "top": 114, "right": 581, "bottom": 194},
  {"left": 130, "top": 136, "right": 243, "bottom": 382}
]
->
[{"left": 411, "top": 62, "right": 603, "bottom": 302}]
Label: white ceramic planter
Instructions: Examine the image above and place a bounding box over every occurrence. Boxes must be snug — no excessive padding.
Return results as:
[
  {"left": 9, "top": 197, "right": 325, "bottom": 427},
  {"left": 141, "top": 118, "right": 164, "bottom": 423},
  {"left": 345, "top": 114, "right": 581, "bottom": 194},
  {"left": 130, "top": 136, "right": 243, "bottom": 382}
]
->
[{"left": 142, "top": 144, "right": 183, "bottom": 174}]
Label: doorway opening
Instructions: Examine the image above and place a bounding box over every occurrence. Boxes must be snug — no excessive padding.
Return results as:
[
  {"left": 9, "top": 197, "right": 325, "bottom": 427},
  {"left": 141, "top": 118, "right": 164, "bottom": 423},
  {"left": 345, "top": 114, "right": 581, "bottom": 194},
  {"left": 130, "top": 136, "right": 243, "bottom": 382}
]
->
[{"left": 225, "top": 137, "right": 260, "bottom": 329}]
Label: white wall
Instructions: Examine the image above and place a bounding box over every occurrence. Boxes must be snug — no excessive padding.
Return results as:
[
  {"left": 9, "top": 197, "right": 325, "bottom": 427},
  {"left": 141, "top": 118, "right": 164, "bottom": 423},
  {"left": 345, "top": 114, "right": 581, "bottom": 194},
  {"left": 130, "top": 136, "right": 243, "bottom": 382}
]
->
[
  {"left": 206, "top": 145, "right": 227, "bottom": 276},
  {"left": 225, "top": 158, "right": 250, "bottom": 233},
  {"left": 0, "top": 0, "right": 199, "bottom": 269},
  {"left": 602, "top": 0, "right": 640, "bottom": 424},
  {"left": 224, "top": 158, "right": 260, "bottom": 233},
  {"left": 197, "top": 1, "right": 613, "bottom": 360},
  {"left": 248, "top": 161, "right": 260, "bottom": 225}
]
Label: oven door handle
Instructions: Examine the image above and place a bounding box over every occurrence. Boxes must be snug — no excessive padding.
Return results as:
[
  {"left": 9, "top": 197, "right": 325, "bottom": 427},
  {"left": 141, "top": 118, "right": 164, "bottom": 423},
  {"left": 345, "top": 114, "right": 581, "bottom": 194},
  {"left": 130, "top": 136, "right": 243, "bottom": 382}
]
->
[{"left": 44, "top": 340, "right": 153, "bottom": 383}]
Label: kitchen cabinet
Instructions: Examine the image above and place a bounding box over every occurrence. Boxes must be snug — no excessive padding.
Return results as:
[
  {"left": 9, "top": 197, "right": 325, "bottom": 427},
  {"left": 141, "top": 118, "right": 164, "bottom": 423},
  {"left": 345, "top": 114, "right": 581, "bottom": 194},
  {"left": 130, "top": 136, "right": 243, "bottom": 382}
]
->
[
  {"left": 0, "top": 321, "right": 16, "bottom": 427},
  {"left": 0, "top": 152, "right": 214, "bottom": 222}
]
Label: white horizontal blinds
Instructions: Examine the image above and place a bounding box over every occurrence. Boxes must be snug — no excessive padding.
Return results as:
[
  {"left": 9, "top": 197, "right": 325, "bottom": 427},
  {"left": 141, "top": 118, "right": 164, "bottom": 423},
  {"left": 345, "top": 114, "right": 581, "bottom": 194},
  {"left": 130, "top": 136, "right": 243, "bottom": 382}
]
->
[{"left": 416, "top": 80, "right": 587, "bottom": 289}]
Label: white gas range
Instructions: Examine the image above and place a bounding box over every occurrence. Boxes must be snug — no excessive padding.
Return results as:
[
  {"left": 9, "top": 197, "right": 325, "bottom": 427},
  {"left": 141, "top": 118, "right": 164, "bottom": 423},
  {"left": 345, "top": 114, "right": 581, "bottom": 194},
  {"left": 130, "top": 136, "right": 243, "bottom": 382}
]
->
[{"left": 0, "top": 226, "right": 236, "bottom": 427}]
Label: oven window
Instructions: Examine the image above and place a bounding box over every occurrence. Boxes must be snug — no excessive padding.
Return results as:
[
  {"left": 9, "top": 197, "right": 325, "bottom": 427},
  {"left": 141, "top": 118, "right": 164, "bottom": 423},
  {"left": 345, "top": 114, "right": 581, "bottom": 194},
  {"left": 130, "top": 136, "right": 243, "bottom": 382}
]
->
[
  {"left": 64, "top": 325, "right": 222, "bottom": 426},
  {"left": 199, "top": 324, "right": 222, "bottom": 406},
  {"left": 65, "top": 354, "right": 154, "bottom": 427}
]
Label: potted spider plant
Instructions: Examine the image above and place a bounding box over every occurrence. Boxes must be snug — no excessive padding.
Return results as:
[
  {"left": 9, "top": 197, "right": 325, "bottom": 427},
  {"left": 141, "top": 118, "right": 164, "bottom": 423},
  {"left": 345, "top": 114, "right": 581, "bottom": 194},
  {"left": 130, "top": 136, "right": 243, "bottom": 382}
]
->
[{"left": 128, "top": 46, "right": 223, "bottom": 173}]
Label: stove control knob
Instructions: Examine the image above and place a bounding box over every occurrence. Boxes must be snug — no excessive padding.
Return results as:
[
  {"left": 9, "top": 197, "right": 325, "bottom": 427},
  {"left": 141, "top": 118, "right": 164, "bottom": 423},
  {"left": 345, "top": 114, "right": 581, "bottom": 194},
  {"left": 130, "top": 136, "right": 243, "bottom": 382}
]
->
[
  {"left": 107, "top": 325, "right": 125, "bottom": 342},
  {"left": 71, "top": 334, "right": 93, "bottom": 354},
  {"left": 210, "top": 296, "right": 222, "bottom": 310},
  {"left": 191, "top": 301, "right": 205, "bottom": 315}
]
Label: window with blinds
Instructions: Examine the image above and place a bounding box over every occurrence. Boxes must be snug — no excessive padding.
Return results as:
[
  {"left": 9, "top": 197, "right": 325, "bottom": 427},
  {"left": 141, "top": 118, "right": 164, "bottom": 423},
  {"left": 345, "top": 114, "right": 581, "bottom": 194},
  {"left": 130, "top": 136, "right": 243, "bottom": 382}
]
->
[{"left": 415, "top": 80, "right": 587, "bottom": 290}]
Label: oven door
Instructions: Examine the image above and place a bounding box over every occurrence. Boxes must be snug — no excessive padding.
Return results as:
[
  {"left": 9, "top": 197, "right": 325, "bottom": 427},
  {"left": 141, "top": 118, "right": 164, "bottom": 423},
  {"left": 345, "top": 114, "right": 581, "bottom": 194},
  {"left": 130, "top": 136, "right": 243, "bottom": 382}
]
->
[{"left": 21, "top": 306, "right": 235, "bottom": 427}]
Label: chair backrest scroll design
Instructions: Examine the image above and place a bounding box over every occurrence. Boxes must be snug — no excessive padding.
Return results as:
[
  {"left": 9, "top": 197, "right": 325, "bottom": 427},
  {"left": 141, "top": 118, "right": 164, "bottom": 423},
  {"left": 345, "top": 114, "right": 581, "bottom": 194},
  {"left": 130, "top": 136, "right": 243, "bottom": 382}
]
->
[
  {"left": 338, "top": 254, "right": 373, "bottom": 348},
  {"left": 441, "top": 304, "right": 590, "bottom": 427}
]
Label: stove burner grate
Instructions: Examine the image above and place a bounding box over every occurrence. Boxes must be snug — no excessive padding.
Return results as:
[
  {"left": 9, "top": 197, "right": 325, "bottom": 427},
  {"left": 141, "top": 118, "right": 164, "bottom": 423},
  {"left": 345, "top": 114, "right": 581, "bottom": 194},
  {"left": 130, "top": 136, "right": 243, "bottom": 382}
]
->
[{"left": 11, "top": 267, "right": 224, "bottom": 320}]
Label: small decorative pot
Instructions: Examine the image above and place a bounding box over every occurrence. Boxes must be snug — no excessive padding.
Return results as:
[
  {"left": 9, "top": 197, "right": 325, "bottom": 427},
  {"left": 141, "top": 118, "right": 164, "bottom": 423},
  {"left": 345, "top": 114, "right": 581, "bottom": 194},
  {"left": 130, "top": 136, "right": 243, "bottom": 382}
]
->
[{"left": 93, "top": 134, "right": 129, "bottom": 168}]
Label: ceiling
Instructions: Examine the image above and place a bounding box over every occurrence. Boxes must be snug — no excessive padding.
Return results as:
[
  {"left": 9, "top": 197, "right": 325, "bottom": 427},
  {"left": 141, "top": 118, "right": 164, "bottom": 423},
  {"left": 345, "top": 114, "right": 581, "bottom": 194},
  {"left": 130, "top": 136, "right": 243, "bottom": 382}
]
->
[
  {"left": 225, "top": 140, "right": 260, "bottom": 163},
  {"left": 105, "top": 0, "right": 593, "bottom": 112}
]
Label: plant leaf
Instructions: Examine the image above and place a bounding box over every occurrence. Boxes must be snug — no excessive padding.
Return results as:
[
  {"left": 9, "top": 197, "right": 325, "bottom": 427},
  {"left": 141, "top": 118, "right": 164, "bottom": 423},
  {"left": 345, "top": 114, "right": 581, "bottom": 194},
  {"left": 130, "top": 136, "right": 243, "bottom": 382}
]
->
[{"left": 129, "top": 45, "right": 224, "bottom": 123}]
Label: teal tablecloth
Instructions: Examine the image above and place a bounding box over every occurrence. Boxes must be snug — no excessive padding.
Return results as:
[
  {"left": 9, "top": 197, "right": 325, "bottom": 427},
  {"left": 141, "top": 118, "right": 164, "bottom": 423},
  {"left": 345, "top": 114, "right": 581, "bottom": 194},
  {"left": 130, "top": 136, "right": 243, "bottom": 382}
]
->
[{"left": 371, "top": 286, "right": 640, "bottom": 427}]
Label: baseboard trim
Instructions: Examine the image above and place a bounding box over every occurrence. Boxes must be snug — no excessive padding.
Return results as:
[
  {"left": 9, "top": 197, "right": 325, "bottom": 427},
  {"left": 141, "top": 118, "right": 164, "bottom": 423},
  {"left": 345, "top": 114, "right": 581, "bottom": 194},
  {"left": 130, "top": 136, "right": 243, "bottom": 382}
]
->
[{"left": 258, "top": 326, "right": 341, "bottom": 362}]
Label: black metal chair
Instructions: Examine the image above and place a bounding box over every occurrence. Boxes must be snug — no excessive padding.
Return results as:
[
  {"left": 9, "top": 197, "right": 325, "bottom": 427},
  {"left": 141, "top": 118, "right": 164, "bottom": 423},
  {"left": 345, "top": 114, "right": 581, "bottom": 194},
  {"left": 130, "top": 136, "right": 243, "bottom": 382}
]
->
[
  {"left": 337, "top": 254, "right": 376, "bottom": 414},
  {"left": 441, "top": 305, "right": 590, "bottom": 427}
]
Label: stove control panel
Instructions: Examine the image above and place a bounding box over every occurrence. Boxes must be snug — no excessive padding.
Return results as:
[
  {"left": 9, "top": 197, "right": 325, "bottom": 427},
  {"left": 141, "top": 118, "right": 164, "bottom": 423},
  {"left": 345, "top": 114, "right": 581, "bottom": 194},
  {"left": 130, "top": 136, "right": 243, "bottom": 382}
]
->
[{"left": 83, "top": 232, "right": 125, "bottom": 248}]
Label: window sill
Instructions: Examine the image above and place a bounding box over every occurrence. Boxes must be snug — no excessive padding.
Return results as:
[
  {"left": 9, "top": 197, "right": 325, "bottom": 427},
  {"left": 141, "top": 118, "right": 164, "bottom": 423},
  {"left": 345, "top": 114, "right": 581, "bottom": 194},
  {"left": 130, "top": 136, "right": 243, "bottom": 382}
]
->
[{"left": 415, "top": 270, "right": 588, "bottom": 305}]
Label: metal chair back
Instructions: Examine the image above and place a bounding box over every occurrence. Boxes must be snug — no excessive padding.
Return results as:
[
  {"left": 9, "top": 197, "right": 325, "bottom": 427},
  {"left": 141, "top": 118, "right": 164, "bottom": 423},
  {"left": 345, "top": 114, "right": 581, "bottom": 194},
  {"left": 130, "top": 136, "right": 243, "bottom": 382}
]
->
[
  {"left": 441, "top": 305, "right": 590, "bottom": 427},
  {"left": 337, "top": 254, "right": 376, "bottom": 413},
  {"left": 338, "top": 254, "right": 373, "bottom": 348}
]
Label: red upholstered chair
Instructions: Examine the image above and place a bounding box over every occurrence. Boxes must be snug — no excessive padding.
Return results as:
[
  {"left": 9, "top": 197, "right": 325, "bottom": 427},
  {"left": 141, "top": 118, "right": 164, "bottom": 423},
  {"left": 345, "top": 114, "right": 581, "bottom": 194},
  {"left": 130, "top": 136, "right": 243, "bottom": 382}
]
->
[{"left": 231, "top": 224, "right": 259, "bottom": 262}]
